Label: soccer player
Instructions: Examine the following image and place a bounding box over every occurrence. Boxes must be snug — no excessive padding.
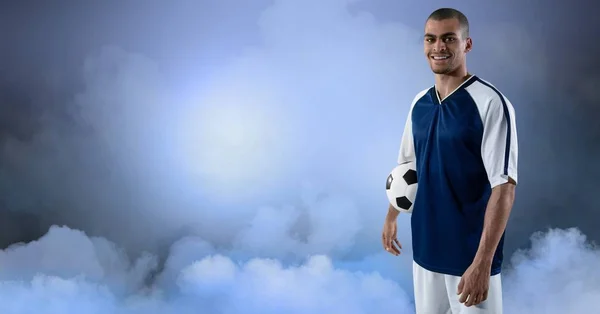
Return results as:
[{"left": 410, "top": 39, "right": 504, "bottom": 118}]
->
[{"left": 381, "top": 8, "right": 518, "bottom": 314}]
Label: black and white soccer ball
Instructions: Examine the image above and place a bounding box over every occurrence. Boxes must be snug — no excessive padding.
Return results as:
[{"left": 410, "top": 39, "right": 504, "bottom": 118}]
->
[{"left": 385, "top": 161, "right": 418, "bottom": 213}]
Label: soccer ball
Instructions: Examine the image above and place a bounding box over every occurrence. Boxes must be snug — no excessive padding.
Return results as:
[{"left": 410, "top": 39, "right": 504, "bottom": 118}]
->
[{"left": 385, "top": 161, "right": 418, "bottom": 213}]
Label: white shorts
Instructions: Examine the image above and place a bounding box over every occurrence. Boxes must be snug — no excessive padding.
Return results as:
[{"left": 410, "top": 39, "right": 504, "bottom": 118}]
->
[{"left": 413, "top": 261, "right": 503, "bottom": 314}]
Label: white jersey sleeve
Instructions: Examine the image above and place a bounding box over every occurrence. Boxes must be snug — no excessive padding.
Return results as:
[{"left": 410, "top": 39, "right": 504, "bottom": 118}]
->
[
  {"left": 397, "top": 89, "right": 429, "bottom": 165},
  {"left": 480, "top": 92, "right": 518, "bottom": 188}
]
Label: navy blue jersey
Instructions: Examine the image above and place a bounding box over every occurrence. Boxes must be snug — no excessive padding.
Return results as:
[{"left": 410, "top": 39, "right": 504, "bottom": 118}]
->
[{"left": 396, "top": 75, "right": 518, "bottom": 276}]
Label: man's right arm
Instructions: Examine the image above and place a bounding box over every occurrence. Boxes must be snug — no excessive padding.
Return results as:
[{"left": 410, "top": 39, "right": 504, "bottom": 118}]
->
[{"left": 382, "top": 91, "right": 425, "bottom": 254}]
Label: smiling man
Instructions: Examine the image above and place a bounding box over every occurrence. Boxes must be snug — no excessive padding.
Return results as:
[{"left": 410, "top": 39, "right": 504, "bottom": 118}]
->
[{"left": 381, "top": 8, "right": 518, "bottom": 314}]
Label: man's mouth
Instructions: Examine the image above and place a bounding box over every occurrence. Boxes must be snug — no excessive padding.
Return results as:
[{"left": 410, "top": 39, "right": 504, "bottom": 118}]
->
[{"left": 431, "top": 55, "right": 450, "bottom": 60}]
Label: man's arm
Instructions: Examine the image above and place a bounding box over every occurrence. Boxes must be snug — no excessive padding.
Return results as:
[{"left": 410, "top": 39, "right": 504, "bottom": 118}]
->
[
  {"left": 473, "top": 178, "right": 516, "bottom": 265},
  {"left": 382, "top": 90, "right": 426, "bottom": 255},
  {"left": 475, "top": 92, "right": 519, "bottom": 265},
  {"left": 458, "top": 179, "right": 516, "bottom": 306},
  {"left": 458, "top": 90, "right": 518, "bottom": 306}
]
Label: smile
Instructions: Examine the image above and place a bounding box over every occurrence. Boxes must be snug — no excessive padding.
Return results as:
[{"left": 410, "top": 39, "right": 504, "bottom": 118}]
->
[{"left": 431, "top": 55, "right": 450, "bottom": 60}]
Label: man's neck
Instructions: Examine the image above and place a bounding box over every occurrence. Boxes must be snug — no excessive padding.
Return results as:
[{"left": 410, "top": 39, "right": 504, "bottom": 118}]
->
[{"left": 434, "top": 68, "right": 471, "bottom": 100}]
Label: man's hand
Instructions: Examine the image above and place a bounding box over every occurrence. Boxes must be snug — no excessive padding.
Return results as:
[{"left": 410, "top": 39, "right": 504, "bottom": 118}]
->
[
  {"left": 382, "top": 205, "right": 402, "bottom": 256},
  {"left": 457, "top": 260, "right": 491, "bottom": 307}
]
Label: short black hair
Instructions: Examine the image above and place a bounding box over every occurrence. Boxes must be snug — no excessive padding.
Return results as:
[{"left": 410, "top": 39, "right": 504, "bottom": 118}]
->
[{"left": 427, "top": 8, "right": 469, "bottom": 37}]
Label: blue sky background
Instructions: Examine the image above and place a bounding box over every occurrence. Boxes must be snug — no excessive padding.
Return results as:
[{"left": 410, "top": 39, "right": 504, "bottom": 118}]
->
[{"left": 0, "top": 0, "right": 598, "bottom": 313}]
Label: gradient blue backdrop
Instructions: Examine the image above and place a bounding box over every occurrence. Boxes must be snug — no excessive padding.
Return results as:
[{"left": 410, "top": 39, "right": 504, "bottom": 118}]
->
[{"left": 0, "top": 1, "right": 598, "bottom": 313}]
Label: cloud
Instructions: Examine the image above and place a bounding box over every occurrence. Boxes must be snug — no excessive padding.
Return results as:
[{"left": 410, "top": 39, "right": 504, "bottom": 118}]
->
[
  {"left": 230, "top": 190, "right": 363, "bottom": 261},
  {"left": 503, "top": 228, "right": 600, "bottom": 314},
  {"left": 0, "top": 225, "right": 599, "bottom": 313},
  {"left": 0, "top": 224, "right": 415, "bottom": 314}
]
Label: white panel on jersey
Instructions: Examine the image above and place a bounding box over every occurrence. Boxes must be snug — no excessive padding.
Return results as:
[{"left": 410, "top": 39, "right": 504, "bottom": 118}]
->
[{"left": 465, "top": 79, "right": 518, "bottom": 188}]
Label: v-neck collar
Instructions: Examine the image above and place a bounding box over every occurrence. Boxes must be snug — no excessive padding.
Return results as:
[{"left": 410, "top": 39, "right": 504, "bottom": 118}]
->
[{"left": 433, "top": 74, "right": 476, "bottom": 104}]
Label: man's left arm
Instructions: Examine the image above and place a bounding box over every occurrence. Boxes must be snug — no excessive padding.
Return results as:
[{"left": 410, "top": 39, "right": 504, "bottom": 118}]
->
[
  {"left": 474, "top": 179, "right": 516, "bottom": 265},
  {"left": 458, "top": 93, "right": 519, "bottom": 306},
  {"left": 475, "top": 93, "right": 519, "bottom": 265}
]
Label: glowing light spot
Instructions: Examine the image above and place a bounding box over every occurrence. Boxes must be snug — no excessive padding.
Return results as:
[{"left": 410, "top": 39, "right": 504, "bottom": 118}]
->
[{"left": 177, "top": 84, "right": 287, "bottom": 200}]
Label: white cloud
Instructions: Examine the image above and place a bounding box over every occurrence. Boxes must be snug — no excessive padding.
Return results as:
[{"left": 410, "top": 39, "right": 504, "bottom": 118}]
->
[
  {"left": 504, "top": 228, "right": 600, "bottom": 314},
  {"left": 0, "top": 226, "right": 599, "bottom": 313}
]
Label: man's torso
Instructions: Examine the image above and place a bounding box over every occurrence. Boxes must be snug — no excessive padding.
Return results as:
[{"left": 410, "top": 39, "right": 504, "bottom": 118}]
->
[{"left": 410, "top": 75, "right": 505, "bottom": 276}]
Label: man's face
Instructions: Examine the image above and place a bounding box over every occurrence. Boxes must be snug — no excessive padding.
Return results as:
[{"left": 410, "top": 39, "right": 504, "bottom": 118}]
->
[{"left": 423, "top": 18, "right": 472, "bottom": 75}]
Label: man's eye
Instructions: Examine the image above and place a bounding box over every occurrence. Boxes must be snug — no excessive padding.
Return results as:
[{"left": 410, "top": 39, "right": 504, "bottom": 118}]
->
[{"left": 444, "top": 37, "right": 456, "bottom": 42}]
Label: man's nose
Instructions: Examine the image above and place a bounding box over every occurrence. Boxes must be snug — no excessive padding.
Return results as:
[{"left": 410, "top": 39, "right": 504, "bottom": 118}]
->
[{"left": 433, "top": 41, "right": 447, "bottom": 52}]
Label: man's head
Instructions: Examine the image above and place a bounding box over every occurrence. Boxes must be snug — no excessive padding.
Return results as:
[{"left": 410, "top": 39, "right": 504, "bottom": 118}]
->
[{"left": 424, "top": 8, "right": 472, "bottom": 75}]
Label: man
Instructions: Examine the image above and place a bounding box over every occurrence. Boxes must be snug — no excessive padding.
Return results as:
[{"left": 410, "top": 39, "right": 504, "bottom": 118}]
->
[{"left": 381, "top": 8, "right": 518, "bottom": 314}]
